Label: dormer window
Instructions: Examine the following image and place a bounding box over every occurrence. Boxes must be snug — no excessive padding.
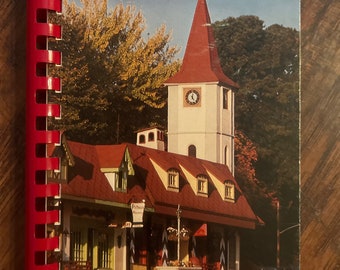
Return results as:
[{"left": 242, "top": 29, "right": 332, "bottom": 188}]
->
[
  {"left": 47, "top": 157, "right": 69, "bottom": 184},
  {"left": 115, "top": 161, "right": 128, "bottom": 192},
  {"left": 197, "top": 175, "right": 208, "bottom": 196},
  {"left": 115, "top": 171, "right": 127, "bottom": 192},
  {"left": 224, "top": 180, "right": 235, "bottom": 202},
  {"left": 167, "top": 169, "right": 179, "bottom": 191}
]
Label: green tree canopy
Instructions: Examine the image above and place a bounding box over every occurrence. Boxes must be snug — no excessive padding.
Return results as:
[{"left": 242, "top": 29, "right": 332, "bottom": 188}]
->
[
  {"left": 214, "top": 16, "right": 299, "bottom": 267},
  {"left": 49, "top": 0, "right": 180, "bottom": 144}
]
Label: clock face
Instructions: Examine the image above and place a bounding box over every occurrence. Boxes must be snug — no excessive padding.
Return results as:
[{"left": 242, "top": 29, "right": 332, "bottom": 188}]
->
[{"left": 185, "top": 89, "right": 200, "bottom": 105}]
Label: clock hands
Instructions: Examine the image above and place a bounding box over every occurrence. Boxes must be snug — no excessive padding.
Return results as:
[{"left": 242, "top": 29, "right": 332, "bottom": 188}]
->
[
  {"left": 188, "top": 92, "right": 196, "bottom": 102},
  {"left": 185, "top": 89, "right": 200, "bottom": 105}
]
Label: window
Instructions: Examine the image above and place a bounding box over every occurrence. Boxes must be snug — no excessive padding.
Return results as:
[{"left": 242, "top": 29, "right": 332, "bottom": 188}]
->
[
  {"left": 224, "top": 146, "right": 228, "bottom": 166},
  {"left": 70, "top": 231, "right": 84, "bottom": 262},
  {"left": 148, "top": 132, "right": 155, "bottom": 141},
  {"left": 115, "top": 163, "right": 128, "bottom": 192},
  {"left": 224, "top": 180, "right": 235, "bottom": 201},
  {"left": 47, "top": 158, "right": 68, "bottom": 183},
  {"left": 157, "top": 131, "right": 163, "bottom": 141},
  {"left": 168, "top": 169, "right": 179, "bottom": 190},
  {"left": 197, "top": 175, "right": 208, "bottom": 196},
  {"left": 223, "top": 88, "right": 228, "bottom": 109},
  {"left": 188, "top": 145, "right": 196, "bottom": 157},
  {"left": 98, "top": 232, "right": 111, "bottom": 268},
  {"left": 139, "top": 134, "right": 145, "bottom": 144}
]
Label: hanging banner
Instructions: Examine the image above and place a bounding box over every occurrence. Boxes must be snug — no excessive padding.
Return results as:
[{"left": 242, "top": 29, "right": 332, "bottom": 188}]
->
[{"left": 131, "top": 202, "right": 145, "bottom": 227}]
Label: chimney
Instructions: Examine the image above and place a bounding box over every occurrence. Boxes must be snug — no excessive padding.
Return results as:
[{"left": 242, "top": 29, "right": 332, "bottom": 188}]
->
[{"left": 136, "top": 127, "right": 165, "bottom": 151}]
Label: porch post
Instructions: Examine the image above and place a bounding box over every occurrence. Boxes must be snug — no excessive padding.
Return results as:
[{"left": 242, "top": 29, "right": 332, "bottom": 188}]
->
[
  {"left": 176, "top": 205, "right": 181, "bottom": 262},
  {"left": 235, "top": 232, "right": 240, "bottom": 270},
  {"left": 220, "top": 233, "right": 226, "bottom": 270},
  {"left": 161, "top": 228, "right": 168, "bottom": 266},
  {"left": 130, "top": 228, "right": 135, "bottom": 264},
  {"left": 62, "top": 204, "right": 71, "bottom": 261}
]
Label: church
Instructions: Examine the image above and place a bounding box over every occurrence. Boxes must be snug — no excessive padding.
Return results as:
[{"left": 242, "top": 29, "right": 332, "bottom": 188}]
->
[{"left": 48, "top": 1, "right": 261, "bottom": 269}]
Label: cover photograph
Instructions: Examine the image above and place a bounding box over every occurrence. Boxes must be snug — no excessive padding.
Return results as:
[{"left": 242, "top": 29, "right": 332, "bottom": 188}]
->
[{"left": 25, "top": 0, "right": 299, "bottom": 269}]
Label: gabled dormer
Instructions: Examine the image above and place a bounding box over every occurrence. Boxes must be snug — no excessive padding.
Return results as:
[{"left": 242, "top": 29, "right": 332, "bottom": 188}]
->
[
  {"left": 179, "top": 164, "right": 209, "bottom": 197},
  {"left": 47, "top": 134, "right": 75, "bottom": 183},
  {"left": 96, "top": 145, "right": 134, "bottom": 193},
  {"left": 149, "top": 158, "right": 181, "bottom": 193},
  {"left": 205, "top": 169, "right": 236, "bottom": 203}
]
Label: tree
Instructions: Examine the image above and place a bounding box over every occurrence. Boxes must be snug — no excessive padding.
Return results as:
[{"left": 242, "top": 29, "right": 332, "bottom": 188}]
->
[
  {"left": 49, "top": 0, "right": 180, "bottom": 144},
  {"left": 213, "top": 16, "right": 299, "bottom": 267},
  {"left": 234, "top": 130, "right": 258, "bottom": 184}
]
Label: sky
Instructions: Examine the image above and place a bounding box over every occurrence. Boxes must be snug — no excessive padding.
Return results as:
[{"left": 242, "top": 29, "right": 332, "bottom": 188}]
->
[{"left": 107, "top": 0, "right": 300, "bottom": 56}]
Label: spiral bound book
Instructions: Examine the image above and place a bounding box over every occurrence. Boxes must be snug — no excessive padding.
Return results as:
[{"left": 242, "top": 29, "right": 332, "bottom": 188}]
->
[
  {"left": 25, "top": 1, "right": 299, "bottom": 269},
  {"left": 26, "top": 0, "right": 62, "bottom": 269}
]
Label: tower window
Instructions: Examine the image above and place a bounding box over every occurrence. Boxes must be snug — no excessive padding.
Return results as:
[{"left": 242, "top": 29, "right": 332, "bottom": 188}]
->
[
  {"left": 224, "top": 180, "right": 235, "bottom": 202},
  {"left": 223, "top": 88, "right": 228, "bottom": 109},
  {"left": 167, "top": 169, "right": 179, "bottom": 190},
  {"left": 139, "top": 134, "right": 145, "bottom": 144},
  {"left": 224, "top": 146, "right": 229, "bottom": 165},
  {"left": 148, "top": 132, "right": 155, "bottom": 141},
  {"left": 188, "top": 145, "right": 196, "bottom": 157}
]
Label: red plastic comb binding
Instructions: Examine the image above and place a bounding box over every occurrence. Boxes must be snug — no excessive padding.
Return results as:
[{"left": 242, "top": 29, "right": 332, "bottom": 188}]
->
[{"left": 26, "top": 0, "right": 62, "bottom": 269}]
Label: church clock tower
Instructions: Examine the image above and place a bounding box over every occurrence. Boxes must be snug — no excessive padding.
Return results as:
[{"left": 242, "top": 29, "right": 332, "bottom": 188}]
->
[{"left": 165, "top": 0, "right": 238, "bottom": 173}]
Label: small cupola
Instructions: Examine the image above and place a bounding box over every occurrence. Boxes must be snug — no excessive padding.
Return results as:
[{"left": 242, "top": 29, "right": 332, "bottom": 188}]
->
[{"left": 136, "top": 127, "right": 165, "bottom": 151}]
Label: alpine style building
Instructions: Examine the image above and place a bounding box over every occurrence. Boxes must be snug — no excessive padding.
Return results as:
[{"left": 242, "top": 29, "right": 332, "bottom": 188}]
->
[{"left": 47, "top": 1, "right": 261, "bottom": 270}]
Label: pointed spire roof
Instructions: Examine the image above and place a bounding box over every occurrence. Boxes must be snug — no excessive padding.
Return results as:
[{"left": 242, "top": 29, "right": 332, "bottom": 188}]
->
[{"left": 166, "top": 0, "right": 238, "bottom": 88}]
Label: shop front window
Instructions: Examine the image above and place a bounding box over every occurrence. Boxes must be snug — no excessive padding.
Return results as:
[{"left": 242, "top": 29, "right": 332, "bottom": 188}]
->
[{"left": 98, "top": 232, "right": 111, "bottom": 268}]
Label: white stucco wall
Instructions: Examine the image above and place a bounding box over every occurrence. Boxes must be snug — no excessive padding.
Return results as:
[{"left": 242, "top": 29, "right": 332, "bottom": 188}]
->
[{"left": 167, "top": 83, "right": 234, "bottom": 171}]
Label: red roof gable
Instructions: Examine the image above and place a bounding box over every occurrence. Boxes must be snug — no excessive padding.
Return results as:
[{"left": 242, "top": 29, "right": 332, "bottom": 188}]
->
[
  {"left": 58, "top": 140, "right": 258, "bottom": 229},
  {"left": 95, "top": 144, "right": 127, "bottom": 168},
  {"left": 165, "top": 0, "right": 238, "bottom": 88},
  {"left": 60, "top": 141, "right": 150, "bottom": 207}
]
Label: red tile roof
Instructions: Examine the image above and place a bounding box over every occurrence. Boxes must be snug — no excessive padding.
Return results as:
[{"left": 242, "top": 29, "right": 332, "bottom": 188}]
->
[
  {"left": 95, "top": 144, "right": 127, "bottom": 168},
  {"left": 126, "top": 144, "right": 257, "bottom": 228},
  {"left": 58, "top": 139, "right": 258, "bottom": 229},
  {"left": 165, "top": 0, "right": 238, "bottom": 88},
  {"left": 61, "top": 141, "right": 150, "bottom": 207}
]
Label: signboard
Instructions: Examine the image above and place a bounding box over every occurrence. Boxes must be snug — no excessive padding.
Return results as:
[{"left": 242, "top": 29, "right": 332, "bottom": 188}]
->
[{"left": 131, "top": 202, "right": 145, "bottom": 228}]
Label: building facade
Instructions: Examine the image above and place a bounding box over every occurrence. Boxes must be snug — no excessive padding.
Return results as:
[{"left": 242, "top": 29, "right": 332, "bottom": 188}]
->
[{"left": 48, "top": 139, "right": 259, "bottom": 270}]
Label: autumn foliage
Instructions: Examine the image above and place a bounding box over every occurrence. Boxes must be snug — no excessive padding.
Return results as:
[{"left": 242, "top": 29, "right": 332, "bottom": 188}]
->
[
  {"left": 234, "top": 130, "right": 258, "bottom": 184},
  {"left": 49, "top": 0, "right": 180, "bottom": 143}
]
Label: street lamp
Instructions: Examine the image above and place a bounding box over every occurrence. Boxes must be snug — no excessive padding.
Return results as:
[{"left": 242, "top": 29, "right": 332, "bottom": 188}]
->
[{"left": 276, "top": 199, "right": 300, "bottom": 269}]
